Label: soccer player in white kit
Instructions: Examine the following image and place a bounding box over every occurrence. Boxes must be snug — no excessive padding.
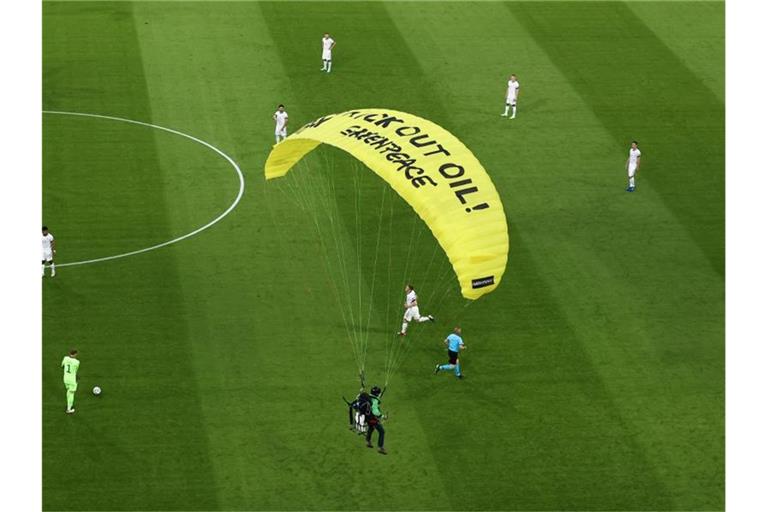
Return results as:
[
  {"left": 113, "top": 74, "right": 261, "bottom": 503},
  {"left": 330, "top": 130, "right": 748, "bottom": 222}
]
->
[
  {"left": 398, "top": 284, "right": 434, "bottom": 336},
  {"left": 321, "top": 33, "right": 336, "bottom": 73},
  {"left": 502, "top": 74, "right": 520, "bottom": 119},
  {"left": 626, "top": 141, "right": 642, "bottom": 192},
  {"left": 273, "top": 104, "right": 288, "bottom": 144},
  {"left": 42, "top": 226, "right": 56, "bottom": 277}
]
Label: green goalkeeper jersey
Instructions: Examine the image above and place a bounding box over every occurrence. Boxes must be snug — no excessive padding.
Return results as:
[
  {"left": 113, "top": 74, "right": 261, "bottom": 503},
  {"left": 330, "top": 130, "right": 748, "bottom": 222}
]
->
[{"left": 62, "top": 356, "right": 79, "bottom": 384}]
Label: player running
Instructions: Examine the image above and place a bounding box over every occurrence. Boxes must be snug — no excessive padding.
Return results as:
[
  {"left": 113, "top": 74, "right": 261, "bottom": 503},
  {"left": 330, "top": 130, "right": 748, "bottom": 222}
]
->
[
  {"left": 42, "top": 226, "right": 56, "bottom": 277},
  {"left": 398, "top": 284, "right": 434, "bottom": 336},
  {"left": 273, "top": 104, "right": 288, "bottom": 144},
  {"left": 434, "top": 327, "right": 465, "bottom": 379},
  {"left": 626, "top": 140, "right": 642, "bottom": 192},
  {"left": 321, "top": 33, "right": 336, "bottom": 73},
  {"left": 502, "top": 74, "right": 520, "bottom": 119},
  {"left": 62, "top": 349, "right": 80, "bottom": 413}
]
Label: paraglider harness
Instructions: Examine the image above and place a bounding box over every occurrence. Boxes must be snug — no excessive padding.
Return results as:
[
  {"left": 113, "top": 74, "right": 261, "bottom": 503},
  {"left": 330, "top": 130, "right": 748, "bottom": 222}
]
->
[
  {"left": 344, "top": 374, "right": 385, "bottom": 435},
  {"left": 345, "top": 391, "right": 371, "bottom": 435}
]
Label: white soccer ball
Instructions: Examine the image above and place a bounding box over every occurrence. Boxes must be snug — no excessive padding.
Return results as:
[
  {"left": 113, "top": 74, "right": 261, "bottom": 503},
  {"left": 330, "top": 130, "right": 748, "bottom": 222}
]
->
[{"left": 92, "top": 386, "right": 102, "bottom": 396}]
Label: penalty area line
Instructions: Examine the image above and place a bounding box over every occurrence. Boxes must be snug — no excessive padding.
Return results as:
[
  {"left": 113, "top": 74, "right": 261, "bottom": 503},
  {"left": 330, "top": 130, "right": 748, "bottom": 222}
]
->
[{"left": 43, "top": 110, "right": 245, "bottom": 268}]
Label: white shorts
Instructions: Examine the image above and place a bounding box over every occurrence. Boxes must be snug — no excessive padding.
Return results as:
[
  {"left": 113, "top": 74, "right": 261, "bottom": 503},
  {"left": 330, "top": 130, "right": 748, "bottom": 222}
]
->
[
  {"left": 628, "top": 164, "right": 637, "bottom": 177},
  {"left": 275, "top": 128, "right": 287, "bottom": 137},
  {"left": 322, "top": 50, "right": 332, "bottom": 61},
  {"left": 404, "top": 306, "right": 421, "bottom": 322},
  {"left": 42, "top": 249, "right": 53, "bottom": 262},
  {"left": 353, "top": 411, "right": 367, "bottom": 433},
  {"left": 506, "top": 96, "right": 517, "bottom": 105}
]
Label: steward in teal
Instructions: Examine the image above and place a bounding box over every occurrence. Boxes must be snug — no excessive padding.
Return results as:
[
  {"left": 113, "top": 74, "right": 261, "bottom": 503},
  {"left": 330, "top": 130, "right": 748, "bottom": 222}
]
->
[{"left": 434, "top": 326, "right": 466, "bottom": 379}]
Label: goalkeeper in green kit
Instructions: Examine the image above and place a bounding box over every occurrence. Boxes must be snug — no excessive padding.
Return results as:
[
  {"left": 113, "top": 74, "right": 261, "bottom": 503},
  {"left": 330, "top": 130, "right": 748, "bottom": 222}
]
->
[{"left": 62, "top": 349, "right": 80, "bottom": 414}]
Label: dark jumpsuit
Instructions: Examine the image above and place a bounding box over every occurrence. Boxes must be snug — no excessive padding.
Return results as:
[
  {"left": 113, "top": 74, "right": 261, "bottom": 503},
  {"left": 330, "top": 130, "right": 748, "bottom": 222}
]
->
[{"left": 365, "top": 396, "right": 385, "bottom": 448}]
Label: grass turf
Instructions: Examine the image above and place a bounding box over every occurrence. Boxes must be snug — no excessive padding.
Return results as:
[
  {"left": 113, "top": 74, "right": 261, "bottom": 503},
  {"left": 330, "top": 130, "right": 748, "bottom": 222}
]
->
[{"left": 43, "top": 1, "right": 724, "bottom": 510}]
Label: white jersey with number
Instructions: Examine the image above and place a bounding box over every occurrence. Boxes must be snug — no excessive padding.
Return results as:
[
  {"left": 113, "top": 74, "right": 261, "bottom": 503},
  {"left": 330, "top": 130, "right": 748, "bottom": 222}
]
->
[
  {"left": 628, "top": 147, "right": 641, "bottom": 175},
  {"left": 42, "top": 233, "right": 54, "bottom": 260},
  {"left": 274, "top": 111, "right": 288, "bottom": 136},
  {"left": 506, "top": 80, "right": 519, "bottom": 104},
  {"left": 322, "top": 37, "right": 335, "bottom": 60}
]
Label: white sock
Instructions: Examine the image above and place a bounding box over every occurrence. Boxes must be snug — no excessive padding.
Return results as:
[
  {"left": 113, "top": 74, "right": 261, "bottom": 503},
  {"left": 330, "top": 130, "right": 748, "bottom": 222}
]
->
[
  {"left": 629, "top": 176, "right": 635, "bottom": 188},
  {"left": 503, "top": 105, "right": 509, "bottom": 115},
  {"left": 51, "top": 263, "right": 56, "bottom": 275},
  {"left": 322, "top": 60, "right": 327, "bottom": 70},
  {"left": 401, "top": 322, "right": 408, "bottom": 333},
  {"left": 327, "top": 61, "right": 332, "bottom": 72},
  {"left": 511, "top": 105, "right": 517, "bottom": 118},
  {"left": 42, "top": 264, "right": 45, "bottom": 276},
  {"left": 418, "top": 316, "right": 430, "bottom": 323}
]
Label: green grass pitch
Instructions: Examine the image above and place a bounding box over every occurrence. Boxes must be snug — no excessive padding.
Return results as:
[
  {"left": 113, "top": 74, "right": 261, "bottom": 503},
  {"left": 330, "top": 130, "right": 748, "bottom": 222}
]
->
[{"left": 42, "top": 1, "right": 724, "bottom": 510}]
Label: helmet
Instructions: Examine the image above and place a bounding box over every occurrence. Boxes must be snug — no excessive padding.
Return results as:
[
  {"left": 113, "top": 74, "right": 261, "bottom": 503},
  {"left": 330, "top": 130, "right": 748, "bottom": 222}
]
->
[{"left": 370, "top": 386, "right": 382, "bottom": 397}]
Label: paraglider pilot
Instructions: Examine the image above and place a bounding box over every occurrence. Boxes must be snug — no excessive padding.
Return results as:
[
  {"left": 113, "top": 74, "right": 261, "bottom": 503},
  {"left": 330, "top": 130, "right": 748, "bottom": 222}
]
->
[{"left": 365, "top": 386, "right": 387, "bottom": 455}]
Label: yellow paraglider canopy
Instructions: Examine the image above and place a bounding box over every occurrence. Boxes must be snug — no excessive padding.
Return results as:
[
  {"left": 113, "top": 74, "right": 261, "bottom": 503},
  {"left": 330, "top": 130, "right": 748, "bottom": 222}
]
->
[{"left": 265, "top": 108, "right": 509, "bottom": 300}]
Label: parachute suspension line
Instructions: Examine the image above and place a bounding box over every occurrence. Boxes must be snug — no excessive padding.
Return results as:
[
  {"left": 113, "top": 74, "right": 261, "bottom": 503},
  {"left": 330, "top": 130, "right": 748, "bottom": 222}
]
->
[
  {"left": 384, "top": 235, "right": 449, "bottom": 385},
  {"left": 383, "top": 212, "right": 421, "bottom": 385},
  {"left": 400, "top": 214, "right": 423, "bottom": 294},
  {"left": 278, "top": 162, "right": 312, "bottom": 212},
  {"left": 332, "top": 158, "right": 367, "bottom": 369},
  {"left": 319, "top": 163, "right": 354, "bottom": 339},
  {"left": 419, "top": 240, "right": 444, "bottom": 295},
  {"left": 273, "top": 155, "right": 305, "bottom": 210},
  {"left": 426, "top": 262, "right": 461, "bottom": 306},
  {"left": 275, "top": 167, "right": 314, "bottom": 223},
  {"left": 275, "top": 151, "right": 486, "bottom": 390},
  {"left": 360, "top": 182, "right": 388, "bottom": 378},
  {"left": 264, "top": 109, "right": 512, "bottom": 390},
  {"left": 285, "top": 158, "right": 365, "bottom": 376},
  {"left": 285, "top": 168, "right": 363, "bottom": 369},
  {"left": 307, "top": 162, "right": 365, "bottom": 375},
  {"left": 383, "top": 217, "right": 446, "bottom": 387},
  {"left": 317, "top": 154, "right": 381, "bottom": 380},
  {"left": 382, "top": 187, "right": 397, "bottom": 389},
  {"left": 385, "top": 270, "right": 448, "bottom": 384},
  {"left": 327, "top": 158, "right": 369, "bottom": 376},
  {"left": 384, "top": 234, "right": 464, "bottom": 387},
  {"left": 353, "top": 166, "right": 366, "bottom": 372},
  {"left": 275, "top": 180, "right": 302, "bottom": 212},
  {"left": 324, "top": 157, "right": 367, "bottom": 373},
  {"left": 383, "top": 186, "right": 403, "bottom": 389}
]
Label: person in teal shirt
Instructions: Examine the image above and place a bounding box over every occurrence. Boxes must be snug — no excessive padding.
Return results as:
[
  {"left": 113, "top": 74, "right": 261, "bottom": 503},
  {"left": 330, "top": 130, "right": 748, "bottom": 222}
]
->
[
  {"left": 434, "top": 327, "right": 465, "bottom": 379},
  {"left": 61, "top": 349, "right": 80, "bottom": 414}
]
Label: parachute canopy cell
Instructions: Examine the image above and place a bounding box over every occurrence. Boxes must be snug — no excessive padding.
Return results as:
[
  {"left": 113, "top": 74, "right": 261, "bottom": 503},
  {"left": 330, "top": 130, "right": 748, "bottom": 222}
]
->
[{"left": 264, "top": 108, "right": 509, "bottom": 300}]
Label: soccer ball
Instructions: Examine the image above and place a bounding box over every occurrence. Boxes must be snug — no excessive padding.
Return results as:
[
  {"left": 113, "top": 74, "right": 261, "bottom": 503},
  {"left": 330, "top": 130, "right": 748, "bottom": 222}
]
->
[{"left": 92, "top": 386, "right": 102, "bottom": 396}]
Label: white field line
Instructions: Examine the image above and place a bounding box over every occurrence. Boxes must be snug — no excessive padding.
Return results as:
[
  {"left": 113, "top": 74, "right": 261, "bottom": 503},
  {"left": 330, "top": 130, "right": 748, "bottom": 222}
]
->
[{"left": 43, "top": 110, "right": 245, "bottom": 268}]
